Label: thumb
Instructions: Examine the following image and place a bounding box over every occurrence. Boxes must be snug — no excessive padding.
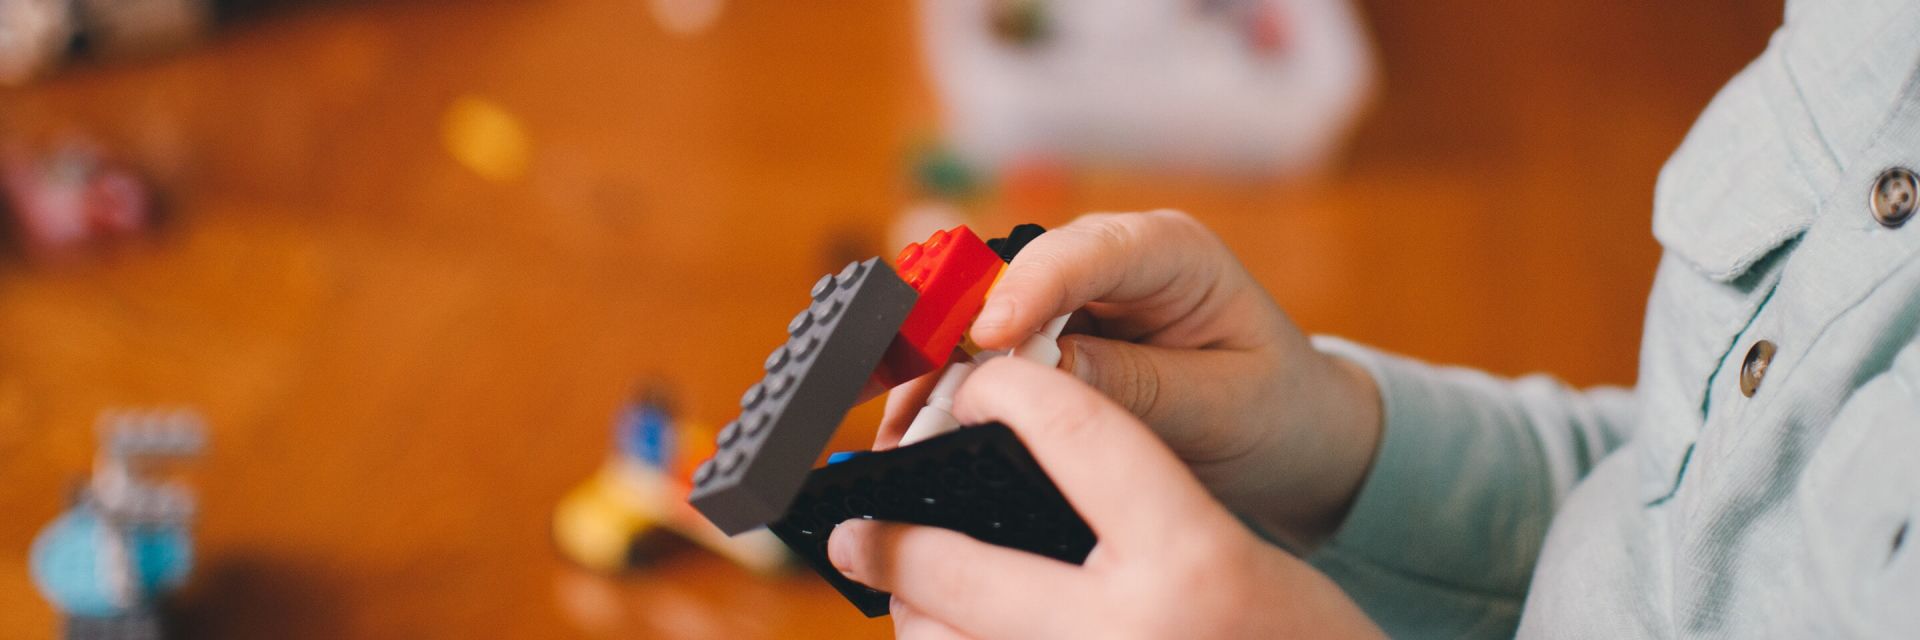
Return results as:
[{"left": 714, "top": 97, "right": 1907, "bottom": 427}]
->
[{"left": 1057, "top": 334, "right": 1267, "bottom": 444}]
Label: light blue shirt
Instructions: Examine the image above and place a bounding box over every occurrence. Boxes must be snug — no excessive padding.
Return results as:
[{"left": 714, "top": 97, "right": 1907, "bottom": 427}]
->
[{"left": 1306, "top": 1, "right": 1920, "bottom": 636}]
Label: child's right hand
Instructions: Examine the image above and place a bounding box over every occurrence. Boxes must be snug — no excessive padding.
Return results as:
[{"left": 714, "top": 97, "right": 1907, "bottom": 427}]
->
[{"left": 876, "top": 210, "right": 1383, "bottom": 549}]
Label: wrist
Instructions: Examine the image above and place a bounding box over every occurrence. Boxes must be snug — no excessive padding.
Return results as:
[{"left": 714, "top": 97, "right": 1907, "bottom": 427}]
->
[{"left": 1260, "top": 345, "right": 1384, "bottom": 551}]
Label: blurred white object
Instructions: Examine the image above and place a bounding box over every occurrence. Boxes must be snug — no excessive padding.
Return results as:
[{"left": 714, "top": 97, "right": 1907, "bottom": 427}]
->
[
  {"left": 649, "top": 0, "right": 727, "bottom": 37},
  {"left": 0, "top": 0, "right": 72, "bottom": 85},
  {"left": 0, "top": 0, "right": 211, "bottom": 86},
  {"left": 888, "top": 200, "right": 969, "bottom": 256},
  {"left": 93, "top": 408, "right": 206, "bottom": 525},
  {"left": 76, "top": 0, "right": 212, "bottom": 58},
  {"left": 919, "top": 0, "right": 1375, "bottom": 174}
]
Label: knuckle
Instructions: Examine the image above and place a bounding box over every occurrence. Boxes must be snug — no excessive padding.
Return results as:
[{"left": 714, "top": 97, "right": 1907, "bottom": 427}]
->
[
  {"left": 1110, "top": 345, "right": 1165, "bottom": 421},
  {"left": 1010, "top": 243, "right": 1073, "bottom": 283},
  {"left": 1143, "top": 208, "right": 1197, "bottom": 227},
  {"left": 1053, "top": 212, "right": 1146, "bottom": 263},
  {"left": 1086, "top": 214, "right": 1146, "bottom": 253},
  {"left": 1144, "top": 208, "right": 1220, "bottom": 247}
]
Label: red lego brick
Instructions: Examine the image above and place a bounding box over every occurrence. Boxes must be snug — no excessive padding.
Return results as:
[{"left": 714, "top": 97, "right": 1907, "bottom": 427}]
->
[{"left": 870, "top": 225, "right": 1004, "bottom": 390}]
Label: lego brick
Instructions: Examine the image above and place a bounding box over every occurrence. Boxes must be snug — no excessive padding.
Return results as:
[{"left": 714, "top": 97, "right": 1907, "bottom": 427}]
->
[
  {"left": 986, "top": 223, "right": 1047, "bottom": 263},
  {"left": 825, "top": 451, "right": 866, "bottom": 465},
  {"left": 872, "top": 226, "right": 1005, "bottom": 390},
  {"left": 1010, "top": 313, "right": 1071, "bottom": 367},
  {"left": 767, "top": 423, "right": 1097, "bottom": 618},
  {"left": 689, "top": 258, "right": 918, "bottom": 535}
]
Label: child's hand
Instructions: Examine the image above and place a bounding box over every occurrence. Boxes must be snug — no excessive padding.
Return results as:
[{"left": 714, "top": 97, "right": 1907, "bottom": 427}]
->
[
  {"left": 879, "top": 211, "right": 1381, "bottom": 547},
  {"left": 838, "top": 357, "right": 1384, "bottom": 639}
]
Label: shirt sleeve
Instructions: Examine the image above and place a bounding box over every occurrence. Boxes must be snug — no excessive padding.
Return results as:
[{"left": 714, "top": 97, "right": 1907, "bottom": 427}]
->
[{"left": 1304, "top": 336, "right": 1638, "bottom": 638}]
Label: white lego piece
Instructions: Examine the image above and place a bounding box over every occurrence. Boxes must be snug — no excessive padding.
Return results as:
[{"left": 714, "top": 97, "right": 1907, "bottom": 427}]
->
[
  {"left": 898, "top": 350, "right": 1011, "bottom": 446},
  {"left": 1010, "top": 313, "right": 1071, "bottom": 368},
  {"left": 95, "top": 523, "right": 137, "bottom": 608},
  {"left": 91, "top": 408, "right": 205, "bottom": 525},
  {"left": 898, "top": 362, "right": 973, "bottom": 446}
]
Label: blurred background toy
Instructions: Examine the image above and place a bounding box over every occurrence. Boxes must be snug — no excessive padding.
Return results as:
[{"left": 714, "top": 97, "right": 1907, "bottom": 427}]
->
[
  {"left": 30, "top": 409, "right": 206, "bottom": 640},
  {"left": 918, "top": 0, "right": 1374, "bottom": 175},
  {"left": 1, "top": 137, "right": 160, "bottom": 260},
  {"left": 0, "top": 0, "right": 212, "bottom": 86},
  {"left": 553, "top": 387, "right": 790, "bottom": 576}
]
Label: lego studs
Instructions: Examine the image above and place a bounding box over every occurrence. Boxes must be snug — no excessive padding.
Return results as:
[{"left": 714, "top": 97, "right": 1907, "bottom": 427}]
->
[
  {"left": 872, "top": 226, "right": 1005, "bottom": 389},
  {"left": 688, "top": 257, "right": 917, "bottom": 534}
]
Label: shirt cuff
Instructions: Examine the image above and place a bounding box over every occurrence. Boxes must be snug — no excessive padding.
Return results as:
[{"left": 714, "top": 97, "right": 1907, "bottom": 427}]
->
[{"left": 1304, "top": 336, "right": 1541, "bottom": 627}]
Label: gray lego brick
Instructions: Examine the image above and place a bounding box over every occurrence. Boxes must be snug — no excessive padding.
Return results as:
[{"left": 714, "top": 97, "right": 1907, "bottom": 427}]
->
[{"left": 689, "top": 258, "right": 918, "bottom": 534}]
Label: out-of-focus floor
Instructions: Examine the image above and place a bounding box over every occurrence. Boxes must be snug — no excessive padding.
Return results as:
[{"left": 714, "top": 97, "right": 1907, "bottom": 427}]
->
[{"left": 0, "top": 1, "right": 1777, "bottom": 638}]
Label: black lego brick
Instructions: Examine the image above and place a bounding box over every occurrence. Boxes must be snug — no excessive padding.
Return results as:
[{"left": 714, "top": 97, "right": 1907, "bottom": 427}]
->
[
  {"left": 986, "top": 223, "right": 1046, "bottom": 263},
  {"left": 767, "top": 423, "right": 1097, "bottom": 617},
  {"left": 689, "top": 258, "right": 919, "bottom": 535}
]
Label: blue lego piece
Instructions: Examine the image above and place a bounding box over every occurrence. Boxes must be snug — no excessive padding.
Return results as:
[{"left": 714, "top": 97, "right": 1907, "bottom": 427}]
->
[
  {"left": 825, "top": 451, "right": 868, "bottom": 465},
  {"left": 30, "top": 507, "right": 192, "bottom": 618},
  {"left": 616, "top": 402, "right": 677, "bottom": 469}
]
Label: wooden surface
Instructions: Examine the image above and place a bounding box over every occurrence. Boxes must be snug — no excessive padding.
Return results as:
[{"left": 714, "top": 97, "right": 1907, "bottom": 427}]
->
[{"left": 0, "top": 1, "right": 1776, "bottom": 638}]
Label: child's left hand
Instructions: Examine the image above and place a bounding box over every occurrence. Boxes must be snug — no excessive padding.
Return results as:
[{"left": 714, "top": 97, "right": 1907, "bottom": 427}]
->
[{"left": 827, "top": 356, "right": 1384, "bottom": 639}]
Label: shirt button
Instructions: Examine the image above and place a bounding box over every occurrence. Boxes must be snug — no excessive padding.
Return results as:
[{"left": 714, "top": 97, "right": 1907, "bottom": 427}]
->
[
  {"left": 1871, "top": 167, "right": 1917, "bottom": 228},
  {"left": 1739, "top": 340, "right": 1776, "bottom": 397}
]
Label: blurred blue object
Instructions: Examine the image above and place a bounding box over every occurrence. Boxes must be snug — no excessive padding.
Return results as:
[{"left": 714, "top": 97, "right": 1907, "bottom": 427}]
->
[
  {"left": 826, "top": 451, "right": 869, "bottom": 465},
  {"left": 29, "top": 409, "right": 204, "bottom": 627},
  {"left": 29, "top": 506, "right": 192, "bottom": 617},
  {"left": 615, "top": 400, "right": 676, "bottom": 469}
]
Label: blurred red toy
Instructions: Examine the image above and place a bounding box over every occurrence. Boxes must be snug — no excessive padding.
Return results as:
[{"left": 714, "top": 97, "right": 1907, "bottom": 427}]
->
[{"left": 1, "top": 140, "right": 158, "bottom": 258}]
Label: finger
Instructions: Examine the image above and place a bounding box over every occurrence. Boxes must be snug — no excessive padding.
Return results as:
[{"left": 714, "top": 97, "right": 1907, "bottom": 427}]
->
[
  {"left": 892, "top": 599, "right": 975, "bottom": 640},
  {"left": 1060, "top": 311, "right": 1099, "bottom": 336},
  {"left": 1056, "top": 334, "right": 1268, "bottom": 443},
  {"left": 950, "top": 357, "right": 1236, "bottom": 554},
  {"left": 877, "top": 373, "right": 941, "bottom": 450},
  {"left": 877, "top": 346, "right": 975, "bottom": 449},
  {"left": 970, "top": 210, "right": 1247, "bottom": 350},
  {"left": 829, "top": 519, "right": 1085, "bottom": 639}
]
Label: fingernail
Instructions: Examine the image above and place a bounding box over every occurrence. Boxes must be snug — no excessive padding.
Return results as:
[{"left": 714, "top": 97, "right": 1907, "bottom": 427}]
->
[
  {"left": 828, "top": 520, "right": 867, "bottom": 576},
  {"left": 1067, "top": 340, "right": 1096, "bottom": 385},
  {"left": 975, "top": 298, "right": 1013, "bottom": 331}
]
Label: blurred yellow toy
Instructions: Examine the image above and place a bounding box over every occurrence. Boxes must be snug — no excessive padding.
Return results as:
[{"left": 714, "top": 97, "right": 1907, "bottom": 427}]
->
[{"left": 553, "top": 389, "right": 789, "bottom": 574}]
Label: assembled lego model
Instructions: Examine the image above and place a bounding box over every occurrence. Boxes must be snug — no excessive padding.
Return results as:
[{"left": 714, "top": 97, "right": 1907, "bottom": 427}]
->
[
  {"left": 688, "top": 224, "right": 1099, "bottom": 617},
  {"left": 552, "top": 388, "right": 789, "bottom": 574},
  {"left": 30, "top": 409, "right": 205, "bottom": 640}
]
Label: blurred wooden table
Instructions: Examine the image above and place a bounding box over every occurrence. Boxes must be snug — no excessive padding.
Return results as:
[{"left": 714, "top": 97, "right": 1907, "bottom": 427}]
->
[{"left": 0, "top": 1, "right": 1774, "bottom": 638}]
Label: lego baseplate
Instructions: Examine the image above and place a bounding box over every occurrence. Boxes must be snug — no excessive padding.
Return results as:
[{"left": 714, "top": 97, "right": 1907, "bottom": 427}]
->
[
  {"left": 689, "top": 258, "right": 919, "bottom": 534},
  {"left": 767, "top": 423, "right": 1097, "bottom": 617}
]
